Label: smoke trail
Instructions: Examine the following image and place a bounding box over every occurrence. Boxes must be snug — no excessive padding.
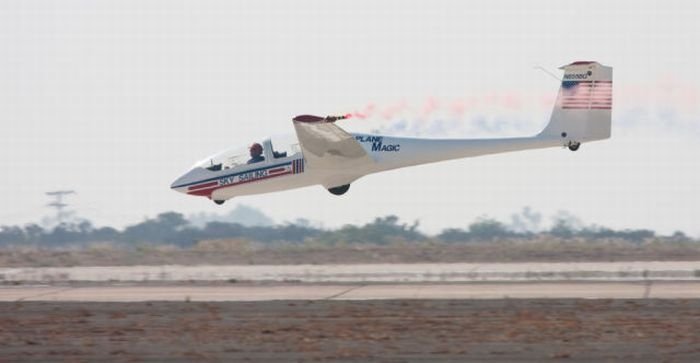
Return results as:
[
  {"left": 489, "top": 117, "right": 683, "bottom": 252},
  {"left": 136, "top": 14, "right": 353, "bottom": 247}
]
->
[
  {"left": 420, "top": 97, "right": 440, "bottom": 119},
  {"left": 344, "top": 79, "right": 700, "bottom": 138},
  {"left": 379, "top": 100, "right": 408, "bottom": 120}
]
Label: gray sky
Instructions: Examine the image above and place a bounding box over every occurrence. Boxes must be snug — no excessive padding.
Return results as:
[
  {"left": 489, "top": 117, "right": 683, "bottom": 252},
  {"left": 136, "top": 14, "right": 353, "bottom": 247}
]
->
[{"left": 1, "top": 0, "right": 699, "bottom": 235}]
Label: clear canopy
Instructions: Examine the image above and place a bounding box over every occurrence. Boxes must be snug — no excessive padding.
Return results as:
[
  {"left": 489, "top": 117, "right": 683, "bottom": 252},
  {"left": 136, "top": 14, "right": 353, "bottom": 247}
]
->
[
  {"left": 269, "top": 134, "right": 302, "bottom": 159},
  {"left": 192, "top": 136, "right": 302, "bottom": 172}
]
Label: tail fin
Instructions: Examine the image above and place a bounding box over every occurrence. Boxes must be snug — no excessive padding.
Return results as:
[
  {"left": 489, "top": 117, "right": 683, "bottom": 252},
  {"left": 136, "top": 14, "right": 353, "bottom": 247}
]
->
[{"left": 539, "top": 61, "right": 613, "bottom": 146}]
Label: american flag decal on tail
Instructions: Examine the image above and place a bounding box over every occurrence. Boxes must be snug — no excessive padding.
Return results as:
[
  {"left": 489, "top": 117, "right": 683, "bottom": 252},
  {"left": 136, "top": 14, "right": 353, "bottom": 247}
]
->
[
  {"left": 292, "top": 158, "right": 305, "bottom": 174},
  {"left": 560, "top": 80, "right": 612, "bottom": 110}
]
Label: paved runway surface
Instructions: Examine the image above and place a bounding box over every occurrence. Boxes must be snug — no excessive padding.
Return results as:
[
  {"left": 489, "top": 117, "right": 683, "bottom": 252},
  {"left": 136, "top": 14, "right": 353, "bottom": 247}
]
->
[
  {"left": 3, "top": 261, "right": 700, "bottom": 282},
  {"left": 3, "top": 281, "right": 700, "bottom": 301}
]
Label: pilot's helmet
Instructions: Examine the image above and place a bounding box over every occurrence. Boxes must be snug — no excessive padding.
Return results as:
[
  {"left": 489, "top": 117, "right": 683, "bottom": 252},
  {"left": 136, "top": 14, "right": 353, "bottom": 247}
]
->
[{"left": 249, "top": 143, "right": 263, "bottom": 156}]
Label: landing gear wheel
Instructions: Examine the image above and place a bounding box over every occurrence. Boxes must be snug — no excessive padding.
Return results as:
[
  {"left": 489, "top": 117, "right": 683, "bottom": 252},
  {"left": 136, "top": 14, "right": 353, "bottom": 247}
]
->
[
  {"left": 328, "top": 184, "right": 350, "bottom": 196},
  {"left": 568, "top": 142, "right": 581, "bottom": 152},
  {"left": 213, "top": 200, "right": 225, "bottom": 205}
]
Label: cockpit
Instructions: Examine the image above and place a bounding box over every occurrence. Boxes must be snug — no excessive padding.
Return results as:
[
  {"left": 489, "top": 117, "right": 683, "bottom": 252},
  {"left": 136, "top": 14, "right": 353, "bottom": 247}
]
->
[{"left": 192, "top": 136, "right": 302, "bottom": 172}]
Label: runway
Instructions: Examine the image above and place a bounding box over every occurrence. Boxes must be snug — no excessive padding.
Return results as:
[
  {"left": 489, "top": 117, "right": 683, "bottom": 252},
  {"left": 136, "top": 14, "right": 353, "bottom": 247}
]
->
[
  {"left": 3, "top": 261, "right": 700, "bottom": 283},
  {"left": 3, "top": 281, "right": 700, "bottom": 302}
]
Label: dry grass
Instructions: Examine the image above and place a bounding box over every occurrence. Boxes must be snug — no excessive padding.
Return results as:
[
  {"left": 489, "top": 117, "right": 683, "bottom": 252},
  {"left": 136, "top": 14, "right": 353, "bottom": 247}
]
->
[{"left": 0, "top": 237, "right": 699, "bottom": 267}]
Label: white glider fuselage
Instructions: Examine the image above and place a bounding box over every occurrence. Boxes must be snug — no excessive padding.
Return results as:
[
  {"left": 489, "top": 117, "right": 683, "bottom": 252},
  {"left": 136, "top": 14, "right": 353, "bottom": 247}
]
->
[
  {"left": 171, "top": 133, "right": 573, "bottom": 202},
  {"left": 171, "top": 61, "right": 612, "bottom": 203},
  {"left": 359, "top": 134, "right": 561, "bottom": 171}
]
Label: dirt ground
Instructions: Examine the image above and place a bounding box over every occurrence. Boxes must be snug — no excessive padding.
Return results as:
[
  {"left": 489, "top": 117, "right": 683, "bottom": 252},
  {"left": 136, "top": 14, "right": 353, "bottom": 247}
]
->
[{"left": 2, "top": 299, "right": 700, "bottom": 362}]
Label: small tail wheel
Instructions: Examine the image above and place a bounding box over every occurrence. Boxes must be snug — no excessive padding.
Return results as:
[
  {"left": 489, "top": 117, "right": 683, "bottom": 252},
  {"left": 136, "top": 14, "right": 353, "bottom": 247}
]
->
[
  {"left": 568, "top": 142, "right": 581, "bottom": 151},
  {"left": 213, "top": 200, "right": 225, "bottom": 205}
]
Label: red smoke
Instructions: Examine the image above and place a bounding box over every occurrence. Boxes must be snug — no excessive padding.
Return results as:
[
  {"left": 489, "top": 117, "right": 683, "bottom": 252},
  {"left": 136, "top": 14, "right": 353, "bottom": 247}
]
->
[
  {"left": 380, "top": 100, "right": 408, "bottom": 120},
  {"left": 420, "top": 97, "right": 440, "bottom": 118},
  {"left": 349, "top": 103, "right": 377, "bottom": 119}
]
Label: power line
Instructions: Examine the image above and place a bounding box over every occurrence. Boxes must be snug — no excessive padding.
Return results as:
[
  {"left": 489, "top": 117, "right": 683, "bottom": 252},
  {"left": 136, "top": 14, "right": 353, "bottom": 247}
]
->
[{"left": 45, "top": 190, "right": 76, "bottom": 225}]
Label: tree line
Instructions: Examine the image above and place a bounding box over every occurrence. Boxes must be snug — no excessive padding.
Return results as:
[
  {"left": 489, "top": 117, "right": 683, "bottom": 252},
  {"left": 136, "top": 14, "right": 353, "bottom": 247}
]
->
[{"left": 0, "top": 210, "right": 694, "bottom": 248}]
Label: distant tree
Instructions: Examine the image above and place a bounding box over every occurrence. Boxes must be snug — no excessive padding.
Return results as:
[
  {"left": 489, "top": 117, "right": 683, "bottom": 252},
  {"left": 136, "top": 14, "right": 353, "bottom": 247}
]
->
[
  {"left": 509, "top": 206, "right": 542, "bottom": 234},
  {"left": 273, "top": 224, "right": 321, "bottom": 243},
  {"left": 548, "top": 210, "right": 584, "bottom": 239},
  {"left": 467, "top": 218, "right": 512, "bottom": 241},
  {"left": 549, "top": 219, "right": 575, "bottom": 239},
  {"left": 23, "top": 224, "right": 45, "bottom": 243},
  {"left": 47, "top": 223, "right": 88, "bottom": 246},
  {"left": 91, "top": 226, "right": 120, "bottom": 242},
  {"left": 577, "top": 226, "right": 614, "bottom": 240},
  {"left": 438, "top": 217, "right": 515, "bottom": 243},
  {"left": 200, "top": 221, "right": 246, "bottom": 240},
  {"left": 315, "top": 216, "right": 424, "bottom": 245},
  {"left": 616, "top": 229, "right": 655, "bottom": 243},
  {"left": 0, "top": 226, "right": 26, "bottom": 245},
  {"left": 437, "top": 228, "right": 472, "bottom": 243},
  {"left": 121, "top": 212, "right": 191, "bottom": 245},
  {"left": 670, "top": 230, "right": 691, "bottom": 242},
  {"left": 156, "top": 212, "right": 189, "bottom": 230}
]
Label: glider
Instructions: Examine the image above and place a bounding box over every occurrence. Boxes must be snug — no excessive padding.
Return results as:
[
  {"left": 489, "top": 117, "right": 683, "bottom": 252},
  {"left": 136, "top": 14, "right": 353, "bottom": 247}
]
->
[{"left": 171, "top": 61, "right": 612, "bottom": 204}]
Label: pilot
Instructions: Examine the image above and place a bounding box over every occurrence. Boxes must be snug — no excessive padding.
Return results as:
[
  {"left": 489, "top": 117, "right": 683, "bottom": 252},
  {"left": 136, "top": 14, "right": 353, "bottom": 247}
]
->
[{"left": 247, "top": 143, "right": 265, "bottom": 164}]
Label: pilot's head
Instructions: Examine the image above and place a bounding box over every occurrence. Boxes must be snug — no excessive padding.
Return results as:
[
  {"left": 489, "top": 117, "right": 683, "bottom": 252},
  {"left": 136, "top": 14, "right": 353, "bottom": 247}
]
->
[{"left": 249, "top": 143, "right": 263, "bottom": 157}]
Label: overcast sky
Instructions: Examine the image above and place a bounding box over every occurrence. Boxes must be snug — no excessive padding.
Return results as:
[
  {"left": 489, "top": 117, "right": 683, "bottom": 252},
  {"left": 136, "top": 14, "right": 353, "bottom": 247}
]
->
[{"left": 1, "top": 0, "right": 699, "bottom": 235}]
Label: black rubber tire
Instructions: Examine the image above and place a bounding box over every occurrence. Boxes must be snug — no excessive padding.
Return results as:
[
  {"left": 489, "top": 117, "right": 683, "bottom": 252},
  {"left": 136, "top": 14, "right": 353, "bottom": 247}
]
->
[
  {"left": 568, "top": 143, "right": 581, "bottom": 151},
  {"left": 328, "top": 184, "right": 350, "bottom": 196},
  {"left": 213, "top": 200, "right": 225, "bottom": 205}
]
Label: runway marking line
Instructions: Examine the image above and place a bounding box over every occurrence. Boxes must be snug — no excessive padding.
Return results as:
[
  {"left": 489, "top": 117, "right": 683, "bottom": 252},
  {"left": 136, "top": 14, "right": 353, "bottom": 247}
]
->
[
  {"left": 324, "top": 284, "right": 366, "bottom": 300},
  {"left": 643, "top": 281, "right": 653, "bottom": 299},
  {"left": 16, "top": 286, "right": 77, "bottom": 302}
]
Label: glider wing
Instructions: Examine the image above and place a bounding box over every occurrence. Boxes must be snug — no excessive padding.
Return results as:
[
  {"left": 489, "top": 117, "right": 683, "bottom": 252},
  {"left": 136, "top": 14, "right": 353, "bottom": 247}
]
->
[{"left": 292, "top": 115, "right": 374, "bottom": 170}]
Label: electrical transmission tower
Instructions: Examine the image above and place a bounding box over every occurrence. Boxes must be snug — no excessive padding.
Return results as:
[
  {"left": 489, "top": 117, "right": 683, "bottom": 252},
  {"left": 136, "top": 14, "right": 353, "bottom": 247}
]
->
[{"left": 46, "top": 190, "right": 76, "bottom": 225}]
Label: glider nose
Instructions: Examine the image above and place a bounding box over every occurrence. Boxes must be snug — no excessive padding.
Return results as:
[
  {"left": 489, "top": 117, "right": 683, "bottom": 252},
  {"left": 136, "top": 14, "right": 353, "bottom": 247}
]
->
[{"left": 170, "top": 172, "right": 191, "bottom": 194}]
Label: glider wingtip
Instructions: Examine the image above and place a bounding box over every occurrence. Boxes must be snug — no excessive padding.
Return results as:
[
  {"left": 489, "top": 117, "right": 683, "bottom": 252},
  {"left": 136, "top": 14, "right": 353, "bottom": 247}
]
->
[
  {"left": 293, "top": 114, "right": 350, "bottom": 123},
  {"left": 293, "top": 114, "right": 325, "bottom": 123}
]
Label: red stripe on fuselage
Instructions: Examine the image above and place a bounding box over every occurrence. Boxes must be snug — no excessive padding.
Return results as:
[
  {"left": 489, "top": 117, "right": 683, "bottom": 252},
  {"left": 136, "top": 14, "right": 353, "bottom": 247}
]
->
[
  {"left": 187, "top": 181, "right": 219, "bottom": 191},
  {"left": 187, "top": 171, "right": 293, "bottom": 197}
]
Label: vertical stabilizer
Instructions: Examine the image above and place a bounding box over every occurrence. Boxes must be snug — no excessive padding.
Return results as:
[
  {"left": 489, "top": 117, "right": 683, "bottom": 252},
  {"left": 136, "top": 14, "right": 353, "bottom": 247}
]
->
[{"left": 539, "top": 61, "right": 613, "bottom": 146}]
